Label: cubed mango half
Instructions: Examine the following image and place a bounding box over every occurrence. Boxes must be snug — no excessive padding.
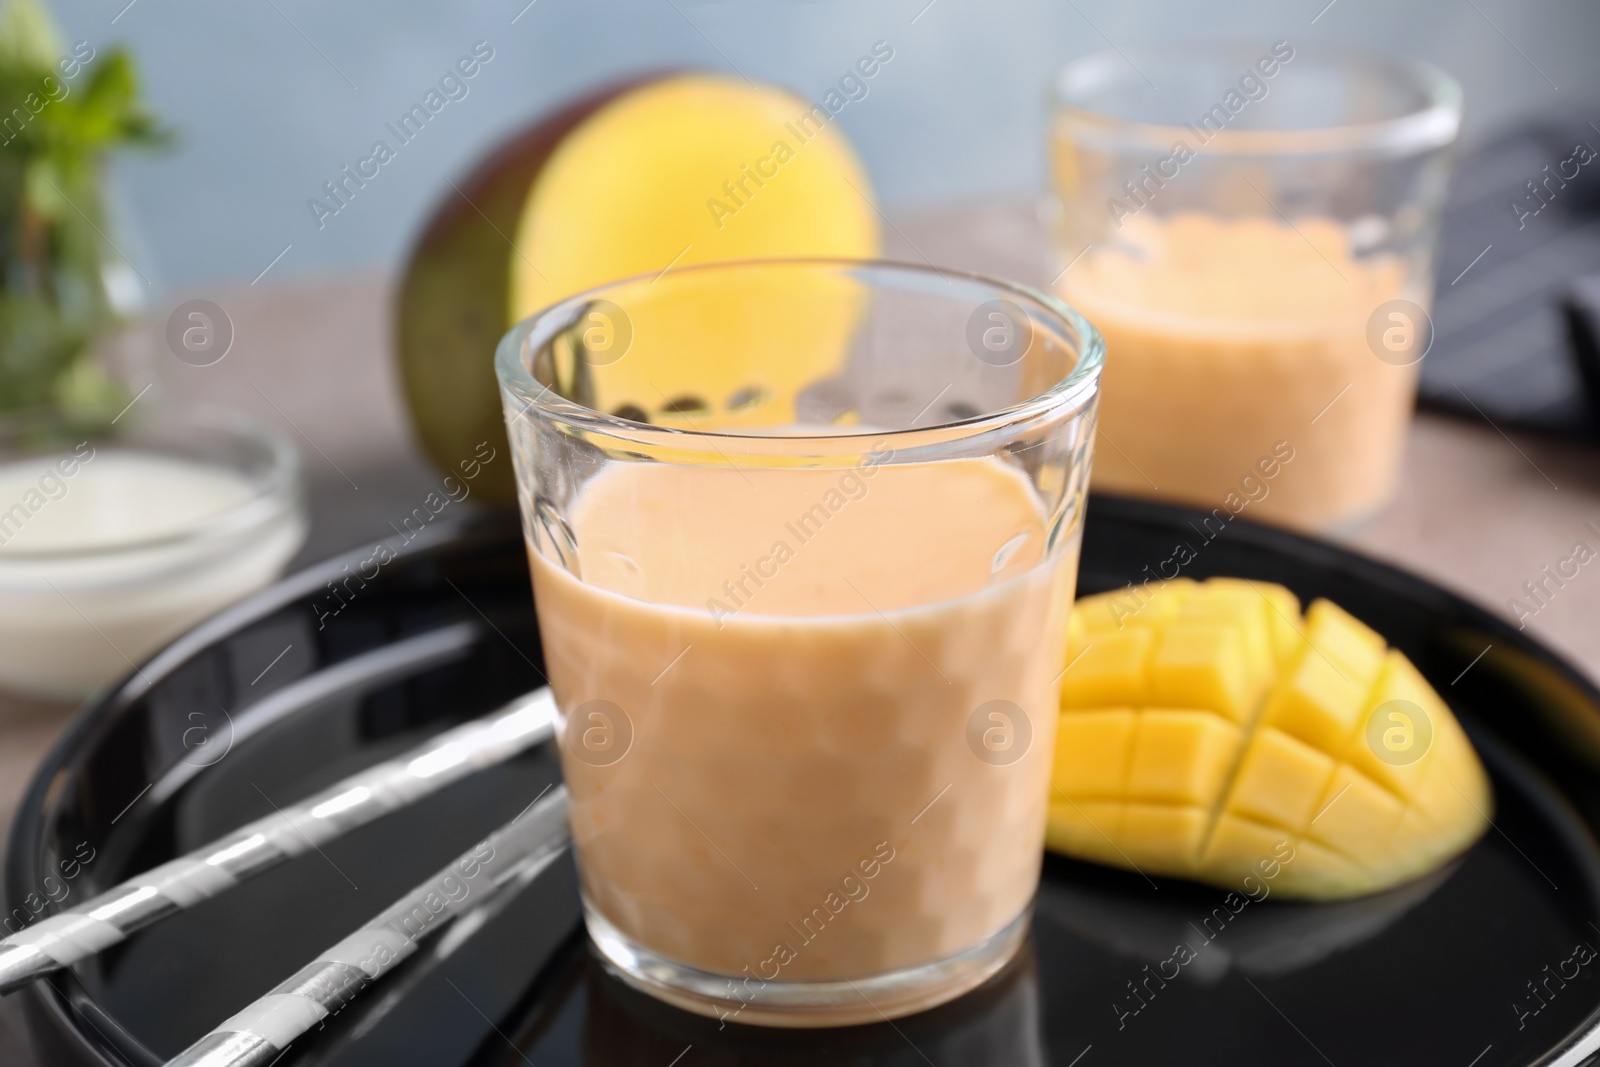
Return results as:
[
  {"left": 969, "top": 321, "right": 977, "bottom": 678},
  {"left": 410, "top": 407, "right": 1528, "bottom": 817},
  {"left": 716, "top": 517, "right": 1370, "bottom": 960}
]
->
[{"left": 1048, "top": 578, "right": 1492, "bottom": 899}]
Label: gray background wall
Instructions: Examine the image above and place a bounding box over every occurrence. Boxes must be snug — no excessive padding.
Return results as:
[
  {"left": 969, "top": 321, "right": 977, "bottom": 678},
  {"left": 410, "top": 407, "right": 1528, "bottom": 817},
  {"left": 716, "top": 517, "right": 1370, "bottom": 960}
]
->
[{"left": 41, "top": 0, "right": 1600, "bottom": 290}]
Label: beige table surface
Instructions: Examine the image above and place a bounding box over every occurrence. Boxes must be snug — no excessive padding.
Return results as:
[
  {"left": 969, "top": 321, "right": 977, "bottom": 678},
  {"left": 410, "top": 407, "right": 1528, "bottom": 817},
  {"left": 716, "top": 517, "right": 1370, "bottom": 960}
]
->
[{"left": 0, "top": 198, "right": 1596, "bottom": 1060}]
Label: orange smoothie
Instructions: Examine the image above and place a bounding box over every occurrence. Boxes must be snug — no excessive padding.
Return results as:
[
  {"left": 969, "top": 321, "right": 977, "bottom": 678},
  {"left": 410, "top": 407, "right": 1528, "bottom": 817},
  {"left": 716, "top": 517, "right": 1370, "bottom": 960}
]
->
[
  {"left": 1061, "top": 212, "right": 1416, "bottom": 530},
  {"left": 529, "top": 454, "right": 1076, "bottom": 1019}
]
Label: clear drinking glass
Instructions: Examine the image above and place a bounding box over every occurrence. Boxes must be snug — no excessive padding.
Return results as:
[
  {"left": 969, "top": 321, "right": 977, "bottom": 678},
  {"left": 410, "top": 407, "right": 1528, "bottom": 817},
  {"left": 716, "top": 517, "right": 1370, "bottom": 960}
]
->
[
  {"left": 496, "top": 259, "right": 1102, "bottom": 1026},
  {"left": 1049, "top": 43, "right": 1461, "bottom": 532}
]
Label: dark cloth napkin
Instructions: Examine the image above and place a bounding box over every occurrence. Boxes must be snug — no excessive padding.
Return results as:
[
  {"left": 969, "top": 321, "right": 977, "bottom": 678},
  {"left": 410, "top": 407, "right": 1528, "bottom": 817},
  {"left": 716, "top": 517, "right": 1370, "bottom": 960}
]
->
[{"left": 1422, "top": 110, "right": 1600, "bottom": 439}]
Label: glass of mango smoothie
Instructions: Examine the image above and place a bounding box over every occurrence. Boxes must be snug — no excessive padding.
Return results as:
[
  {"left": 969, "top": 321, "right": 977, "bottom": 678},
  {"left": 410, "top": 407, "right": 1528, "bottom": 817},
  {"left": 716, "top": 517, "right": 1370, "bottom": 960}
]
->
[
  {"left": 496, "top": 260, "right": 1102, "bottom": 1025},
  {"left": 1050, "top": 43, "right": 1461, "bottom": 531}
]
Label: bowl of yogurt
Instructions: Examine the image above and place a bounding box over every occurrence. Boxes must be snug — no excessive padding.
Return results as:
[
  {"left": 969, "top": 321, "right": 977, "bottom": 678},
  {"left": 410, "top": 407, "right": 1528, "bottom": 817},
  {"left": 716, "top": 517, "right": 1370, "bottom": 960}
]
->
[{"left": 0, "top": 406, "right": 306, "bottom": 702}]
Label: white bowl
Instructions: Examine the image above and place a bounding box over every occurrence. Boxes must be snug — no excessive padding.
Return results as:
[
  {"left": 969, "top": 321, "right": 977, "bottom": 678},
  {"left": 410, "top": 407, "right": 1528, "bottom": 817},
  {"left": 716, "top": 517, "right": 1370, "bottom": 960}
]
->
[{"left": 0, "top": 406, "right": 307, "bottom": 702}]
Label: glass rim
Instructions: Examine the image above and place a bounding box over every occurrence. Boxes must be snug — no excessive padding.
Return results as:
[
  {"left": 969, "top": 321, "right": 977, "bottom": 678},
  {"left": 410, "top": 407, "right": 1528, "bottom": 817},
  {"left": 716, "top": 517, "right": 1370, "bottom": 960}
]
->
[
  {"left": 495, "top": 256, "right": 1105, "bottom": 453},
  {"left": 0, "top": 404, "right": 302, "bottom": 563},
  {"left": 1052, "top": 41, "right": 1463, "bottom": 156}
]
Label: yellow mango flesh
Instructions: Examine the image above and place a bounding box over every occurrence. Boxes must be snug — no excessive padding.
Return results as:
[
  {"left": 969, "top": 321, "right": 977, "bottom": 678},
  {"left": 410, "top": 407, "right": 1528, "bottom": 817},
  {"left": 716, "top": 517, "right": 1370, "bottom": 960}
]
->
[
  {"left": 510, "top": 74, "right": 880, "bottom": 427},
  {"left": 1049, "top": 578, "right": 1492, "bottom": 899}
]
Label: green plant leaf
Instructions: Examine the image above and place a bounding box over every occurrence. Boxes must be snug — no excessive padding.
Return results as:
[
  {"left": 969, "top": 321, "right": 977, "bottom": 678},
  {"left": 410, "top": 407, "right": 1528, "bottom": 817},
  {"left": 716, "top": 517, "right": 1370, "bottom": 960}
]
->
[
  {"left": 0, "top": 0, "right": 63, "bottom": 75},
  {"left": 0, "top": 25, "right": 167, "bottom": 417}
]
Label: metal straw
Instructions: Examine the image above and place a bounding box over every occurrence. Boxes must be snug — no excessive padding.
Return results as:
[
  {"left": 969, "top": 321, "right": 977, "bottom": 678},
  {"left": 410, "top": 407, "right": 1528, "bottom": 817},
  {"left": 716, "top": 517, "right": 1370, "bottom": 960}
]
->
[
  {"left": 0, "top": 687, "right": 559, "bottom": 996},
  {"left": 164, "top": 785, "right": 572, "bottom": 1067}
]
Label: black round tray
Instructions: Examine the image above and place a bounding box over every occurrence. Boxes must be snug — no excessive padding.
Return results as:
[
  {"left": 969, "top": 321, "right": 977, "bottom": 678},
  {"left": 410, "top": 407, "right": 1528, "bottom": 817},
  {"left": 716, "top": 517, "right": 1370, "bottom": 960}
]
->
[{"left": 10, "top": 496, "right": 1600, "bottom": 1067}]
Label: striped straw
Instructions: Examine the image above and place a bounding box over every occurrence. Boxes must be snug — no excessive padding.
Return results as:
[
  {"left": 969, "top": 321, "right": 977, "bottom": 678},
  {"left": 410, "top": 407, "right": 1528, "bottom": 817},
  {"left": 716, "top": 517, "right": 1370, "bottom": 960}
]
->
[
  {"left": 164, "top": 785, "right": 571, "bottom": 1067},
  {"left": 0, "top": 687, "right": 558, "bottom": 996}
]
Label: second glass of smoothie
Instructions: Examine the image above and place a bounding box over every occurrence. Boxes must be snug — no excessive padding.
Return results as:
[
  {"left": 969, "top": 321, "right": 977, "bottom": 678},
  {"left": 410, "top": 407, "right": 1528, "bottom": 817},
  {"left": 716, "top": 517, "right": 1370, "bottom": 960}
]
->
[
  {"left": 1050, "top": 43, "right": 1461, "bottom": 532},
  {"left": 497, "top": 260, "right": 1102, "bottom": 1026}
]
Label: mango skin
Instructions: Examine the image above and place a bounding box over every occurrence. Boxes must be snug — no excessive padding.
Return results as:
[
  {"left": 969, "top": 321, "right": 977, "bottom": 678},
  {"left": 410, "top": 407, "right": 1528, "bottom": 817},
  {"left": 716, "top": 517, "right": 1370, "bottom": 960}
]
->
[
  {"left": 397, "top": 77, "right": 656, "bottom": 504},
  {"left": 1048, "top": 578, "right": 1492, "bottom": 900}
]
